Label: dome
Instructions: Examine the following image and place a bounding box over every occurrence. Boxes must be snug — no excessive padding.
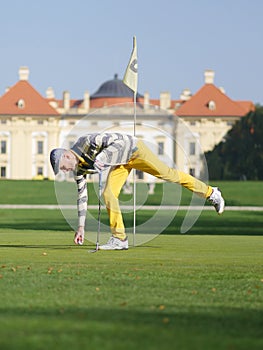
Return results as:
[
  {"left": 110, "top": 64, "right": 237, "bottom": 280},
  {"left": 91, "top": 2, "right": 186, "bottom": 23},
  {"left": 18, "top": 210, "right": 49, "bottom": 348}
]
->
[{"left": 91, "top": 74, "right": 142, "bottom": 99}]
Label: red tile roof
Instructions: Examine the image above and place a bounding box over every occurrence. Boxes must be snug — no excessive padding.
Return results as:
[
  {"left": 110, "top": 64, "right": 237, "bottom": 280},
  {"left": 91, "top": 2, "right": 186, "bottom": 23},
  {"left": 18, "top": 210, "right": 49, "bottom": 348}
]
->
[
  {"left": 53, "top": 97, "right": 146, "bottom": 109},
  {"left": 0, "top": 80, "right": 59, "bottom": 115},
  {"left": 150, "top": 99, "right": 182, "bottom": 109},
  {"left": 53, "top": 99, "right": 84, "bottom": 109},
  {"left": 149, "top": 99, "right": 160, "bottom": 107},
  {"left": 90, "top": 97, "right": 137, "bottom": 108},
  {"left": 236, "top": 101, "right": 255, "bottom": 114},
  {"left": 176, "top": 84, "right": 253, "bottom": 117}
]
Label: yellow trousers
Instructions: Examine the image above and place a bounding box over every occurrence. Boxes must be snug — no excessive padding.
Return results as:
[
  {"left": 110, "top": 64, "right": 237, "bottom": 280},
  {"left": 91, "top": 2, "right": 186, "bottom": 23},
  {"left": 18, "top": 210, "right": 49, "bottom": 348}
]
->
[{"left": 103, "top": 140, "right": 212, "bottom": 240}]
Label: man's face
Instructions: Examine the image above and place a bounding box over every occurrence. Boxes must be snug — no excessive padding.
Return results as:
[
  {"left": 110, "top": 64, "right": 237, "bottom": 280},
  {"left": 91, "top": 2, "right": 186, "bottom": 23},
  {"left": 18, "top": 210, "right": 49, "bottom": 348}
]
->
[{"left": 59, "top": 152, "right": 77, "bottom": 173}]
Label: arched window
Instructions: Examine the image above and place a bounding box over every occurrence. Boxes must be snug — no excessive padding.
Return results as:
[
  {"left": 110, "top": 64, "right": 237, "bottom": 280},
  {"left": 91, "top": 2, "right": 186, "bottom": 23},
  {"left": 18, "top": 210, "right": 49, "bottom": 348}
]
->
[
  {"left": 17, "top": 99, "right": 25, "bottom": 109},
  {"left": 208, "top": 100, "right": 216, "bottom": 111}
]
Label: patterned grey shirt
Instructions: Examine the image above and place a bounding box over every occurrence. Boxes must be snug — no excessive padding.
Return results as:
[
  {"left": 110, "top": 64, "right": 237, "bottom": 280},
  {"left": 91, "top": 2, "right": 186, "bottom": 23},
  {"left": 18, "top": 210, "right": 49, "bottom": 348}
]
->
[{"left": 70, "top": 133, "right": 137, "bottom": 227}]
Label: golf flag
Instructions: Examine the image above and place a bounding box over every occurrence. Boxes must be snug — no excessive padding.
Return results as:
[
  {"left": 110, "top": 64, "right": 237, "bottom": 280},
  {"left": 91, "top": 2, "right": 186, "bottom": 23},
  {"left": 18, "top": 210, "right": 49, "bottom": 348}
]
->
[{"left": 123, "top": 36, "right": 138, "bottom": 93}]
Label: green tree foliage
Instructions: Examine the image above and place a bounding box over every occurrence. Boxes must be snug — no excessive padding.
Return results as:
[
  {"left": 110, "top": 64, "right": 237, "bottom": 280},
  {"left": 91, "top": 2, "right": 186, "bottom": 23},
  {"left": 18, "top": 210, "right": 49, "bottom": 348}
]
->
[{"left": 205, "top": 105, "right": 263, "bottom": 180}]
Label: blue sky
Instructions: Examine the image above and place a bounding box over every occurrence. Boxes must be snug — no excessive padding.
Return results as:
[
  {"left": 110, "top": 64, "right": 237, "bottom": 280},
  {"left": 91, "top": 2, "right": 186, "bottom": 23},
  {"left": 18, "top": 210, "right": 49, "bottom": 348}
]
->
[{"left": 0, "top": 0, "right": 262, "bottom": 104}]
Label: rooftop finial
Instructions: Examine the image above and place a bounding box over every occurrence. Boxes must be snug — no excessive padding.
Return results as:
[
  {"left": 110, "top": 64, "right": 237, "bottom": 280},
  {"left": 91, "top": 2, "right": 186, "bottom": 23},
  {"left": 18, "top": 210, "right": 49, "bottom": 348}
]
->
[
  {"left": 204, "top": 69, "right": 215, "bottom": 84},
  {"left": 19, "top": 66, "right": 29, "bottom": 81}
]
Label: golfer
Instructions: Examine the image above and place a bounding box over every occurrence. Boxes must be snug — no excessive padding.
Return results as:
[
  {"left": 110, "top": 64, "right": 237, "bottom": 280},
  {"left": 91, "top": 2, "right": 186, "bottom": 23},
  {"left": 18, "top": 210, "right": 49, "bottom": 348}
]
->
[{"left": 50, "top": 132, "right": 225, "bottom": 250}]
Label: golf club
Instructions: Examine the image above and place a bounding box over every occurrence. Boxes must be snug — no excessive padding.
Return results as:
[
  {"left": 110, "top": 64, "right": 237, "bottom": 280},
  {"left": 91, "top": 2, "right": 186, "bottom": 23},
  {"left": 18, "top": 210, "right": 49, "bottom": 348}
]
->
[{"left": 89, "top": 171, "right": 102, "bottom": 253}]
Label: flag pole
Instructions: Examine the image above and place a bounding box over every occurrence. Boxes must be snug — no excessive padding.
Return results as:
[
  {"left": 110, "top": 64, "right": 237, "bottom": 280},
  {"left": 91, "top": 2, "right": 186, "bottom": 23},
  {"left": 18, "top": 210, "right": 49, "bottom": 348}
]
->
[
  {"left": 123, "top": 36, "right": 138, "bottom": 247},
  {"left": 132, "top": 89, "right": 136, "bottom": 247}
]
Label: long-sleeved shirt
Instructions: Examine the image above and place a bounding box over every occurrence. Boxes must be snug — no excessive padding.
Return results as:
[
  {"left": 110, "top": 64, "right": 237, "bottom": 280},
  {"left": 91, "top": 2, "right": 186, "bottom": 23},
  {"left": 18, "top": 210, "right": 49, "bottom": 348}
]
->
[{"left": 70, "top": 132, "right": 138, "bottom": 227}]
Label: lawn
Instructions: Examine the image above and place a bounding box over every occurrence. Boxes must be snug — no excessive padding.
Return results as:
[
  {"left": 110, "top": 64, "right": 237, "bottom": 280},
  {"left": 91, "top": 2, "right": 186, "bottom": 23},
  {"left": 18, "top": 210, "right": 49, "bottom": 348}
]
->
[
  {"left": 0, "top": 229, "right": 262, "bottom": 350},
  {"left": 0, "top": 180, "right": 263, "bottom": 206},
  {"left": 0, "top": 180, "right": 263, "bottom": 350}
]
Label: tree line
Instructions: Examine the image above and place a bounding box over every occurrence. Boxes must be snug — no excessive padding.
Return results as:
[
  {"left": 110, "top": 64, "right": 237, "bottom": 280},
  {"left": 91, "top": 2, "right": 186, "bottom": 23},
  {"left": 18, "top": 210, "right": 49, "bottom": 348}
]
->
[{"left": 205, "top": 105, "right": 263, "bottom": 180}]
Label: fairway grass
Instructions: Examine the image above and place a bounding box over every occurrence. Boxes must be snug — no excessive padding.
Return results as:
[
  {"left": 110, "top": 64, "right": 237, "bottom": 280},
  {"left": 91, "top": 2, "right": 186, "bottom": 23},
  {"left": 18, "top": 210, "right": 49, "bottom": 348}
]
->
[
  {"left": 0, "top": 230, "right": 263, "bottom": 350},
  {"left": 1, "top": 180, "right": 263, "bottom": 206},
  {"left": 0, "top": 180, "right": 262, "bottom": 349}
]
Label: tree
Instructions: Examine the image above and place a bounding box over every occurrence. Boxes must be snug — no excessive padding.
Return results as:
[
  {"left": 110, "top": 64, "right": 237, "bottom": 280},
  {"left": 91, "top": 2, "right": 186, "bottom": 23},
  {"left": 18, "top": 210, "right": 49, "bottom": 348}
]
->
[{"left": 205, "top": 106, "right": 263, "bottom": 180}]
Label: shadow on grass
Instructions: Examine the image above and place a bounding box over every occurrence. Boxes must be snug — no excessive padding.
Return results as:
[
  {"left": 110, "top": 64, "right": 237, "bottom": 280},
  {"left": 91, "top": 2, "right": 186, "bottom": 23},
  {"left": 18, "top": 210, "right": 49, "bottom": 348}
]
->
[
  {"left": 0, "top": 244, "right": 77, "bottom": 249},
  {"left": 0, "top": 306, "right": 262, "bottom": 349},
  {"left": 0, "top": 209, "right": 263, "bottom": 236},
  {"left": 0, "top": 209, "right": 72, "bottom": 231},
  {"left": 0, "top": 222, "right": 71, "bottom": 231},
  {"left": 0, "top": 209, "right": 104, "bottom": 232},
  {"left": 181, "top": 211, "right": 263, "bottom": 236},
  {"left": 136, "top": 211, "right": 263, "bottom": 236}
]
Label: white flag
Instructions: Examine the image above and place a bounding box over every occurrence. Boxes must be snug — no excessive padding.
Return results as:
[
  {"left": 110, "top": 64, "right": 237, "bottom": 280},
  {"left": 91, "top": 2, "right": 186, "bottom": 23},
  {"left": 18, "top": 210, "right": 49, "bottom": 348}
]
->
[{"left": 123, "top": 36, "right": 138, "bottom": 93}]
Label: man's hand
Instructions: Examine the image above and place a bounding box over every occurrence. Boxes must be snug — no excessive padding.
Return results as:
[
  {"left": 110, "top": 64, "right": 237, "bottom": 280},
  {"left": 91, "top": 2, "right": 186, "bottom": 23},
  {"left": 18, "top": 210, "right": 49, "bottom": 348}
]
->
[{"left": 74, "top": 226, "right": 85, "bottom": 245}]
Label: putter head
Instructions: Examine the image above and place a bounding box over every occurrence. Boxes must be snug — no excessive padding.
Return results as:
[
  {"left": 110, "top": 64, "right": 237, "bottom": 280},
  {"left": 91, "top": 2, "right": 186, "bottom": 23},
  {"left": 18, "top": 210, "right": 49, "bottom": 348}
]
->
[
  {"left": 89, "top": 248, "right": 98, "bottom": 253},
  {"left": 88, "top": 242, "right": 99, "bottom": 253}
]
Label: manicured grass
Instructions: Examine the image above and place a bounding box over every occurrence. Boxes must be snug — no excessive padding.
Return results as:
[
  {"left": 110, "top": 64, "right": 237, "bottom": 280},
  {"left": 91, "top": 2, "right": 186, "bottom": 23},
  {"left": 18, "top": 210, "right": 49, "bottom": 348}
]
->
[
  {"left": 0, "top": 180, "right": 58, "bottom": 204},
  {"left": 0, "top": 180, "right": 263, "bottom": 206},
  {"left": 0, "top": 209, "right": 263, "bottom": 236},
  {"left": 0, "top": 180, "right": 263, "bottom": 349},
  {"left": 0, "top": 229, "right": 263, "bottom": 350}
]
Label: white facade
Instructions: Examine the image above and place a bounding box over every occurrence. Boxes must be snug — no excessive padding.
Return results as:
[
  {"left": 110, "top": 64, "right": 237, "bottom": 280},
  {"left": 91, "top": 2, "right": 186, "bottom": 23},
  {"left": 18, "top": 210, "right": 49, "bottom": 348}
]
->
[{"left": 0, "top": 67, "right": 252, "bottom": 180}]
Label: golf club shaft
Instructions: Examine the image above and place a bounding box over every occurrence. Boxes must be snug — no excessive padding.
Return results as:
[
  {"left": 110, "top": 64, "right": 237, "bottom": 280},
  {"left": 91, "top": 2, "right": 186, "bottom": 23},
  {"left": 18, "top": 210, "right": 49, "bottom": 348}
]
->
[
  {"left": 88, "top": 172, "right": 102, "bottom": 253},
  {"left": 96, "top": 171, "right": 102, "bottom": 247}
]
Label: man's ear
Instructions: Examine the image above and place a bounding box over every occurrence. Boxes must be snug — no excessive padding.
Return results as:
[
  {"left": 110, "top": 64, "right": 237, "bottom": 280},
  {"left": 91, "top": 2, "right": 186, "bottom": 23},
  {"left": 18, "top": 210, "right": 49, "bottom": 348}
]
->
[{"left": 64, "top": 151, "right": 71, "bottom": 160}]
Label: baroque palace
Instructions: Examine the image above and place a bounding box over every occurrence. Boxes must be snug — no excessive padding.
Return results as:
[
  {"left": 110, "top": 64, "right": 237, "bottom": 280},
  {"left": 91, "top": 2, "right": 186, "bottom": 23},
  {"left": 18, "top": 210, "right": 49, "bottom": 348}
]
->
[{"left": 0, "top": 67, "right": 254, "bottom": 181}]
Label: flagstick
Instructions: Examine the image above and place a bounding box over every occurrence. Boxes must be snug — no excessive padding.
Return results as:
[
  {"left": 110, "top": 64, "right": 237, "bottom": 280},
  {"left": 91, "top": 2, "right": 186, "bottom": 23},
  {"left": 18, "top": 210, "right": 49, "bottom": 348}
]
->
[
  {"left": 122, "top": 35, "right": 138, "bottom": 247},
  {"left": 133, "top": 90, "right": 136, "bottom": 247}
]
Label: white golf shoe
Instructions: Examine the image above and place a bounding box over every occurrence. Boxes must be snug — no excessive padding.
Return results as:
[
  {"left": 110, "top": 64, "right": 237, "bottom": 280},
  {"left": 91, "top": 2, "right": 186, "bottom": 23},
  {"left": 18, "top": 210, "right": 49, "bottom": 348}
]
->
[
  {"left": 208, "top": 187, "right": 225, "bottom": 214},
  {"left": 99, "top": 236, "right": 129, "bottom": 250}
]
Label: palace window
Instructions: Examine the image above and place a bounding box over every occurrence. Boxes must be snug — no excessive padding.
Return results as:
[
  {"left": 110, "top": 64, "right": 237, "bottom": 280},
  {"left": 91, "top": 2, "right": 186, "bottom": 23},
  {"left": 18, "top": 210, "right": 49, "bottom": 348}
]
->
[
  {"left": 189, "top": 168, "right": 195, "bottom": 176},
  {"left": 189, "top": 142, "right": 196, "bottom": 156},
  {"left": 208, "top": 100, "right": 216, "bottom": 111},
  {"left": 1, "top": 140, "right": 6, "bottom": 154},
  {"left": 37, "top": 167, "right": 43, "bottom": 175},
  {"left": 37, "top": 141, "right": 44, "bottom": 154},
  {"left": 17, "top": 99, "right": 25, "bottom": 109},
  {"left": 158, "top": 141, "right": 164, "bottom": 155},
  {"left": 0, "top": 167, "right": 6, "bottom": 178},
  {"left": 136, "top": 170, "right": 144, "bottom": 180},
  {"left": 69, "top": 141, "right": 75, "bottom": 148}
]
